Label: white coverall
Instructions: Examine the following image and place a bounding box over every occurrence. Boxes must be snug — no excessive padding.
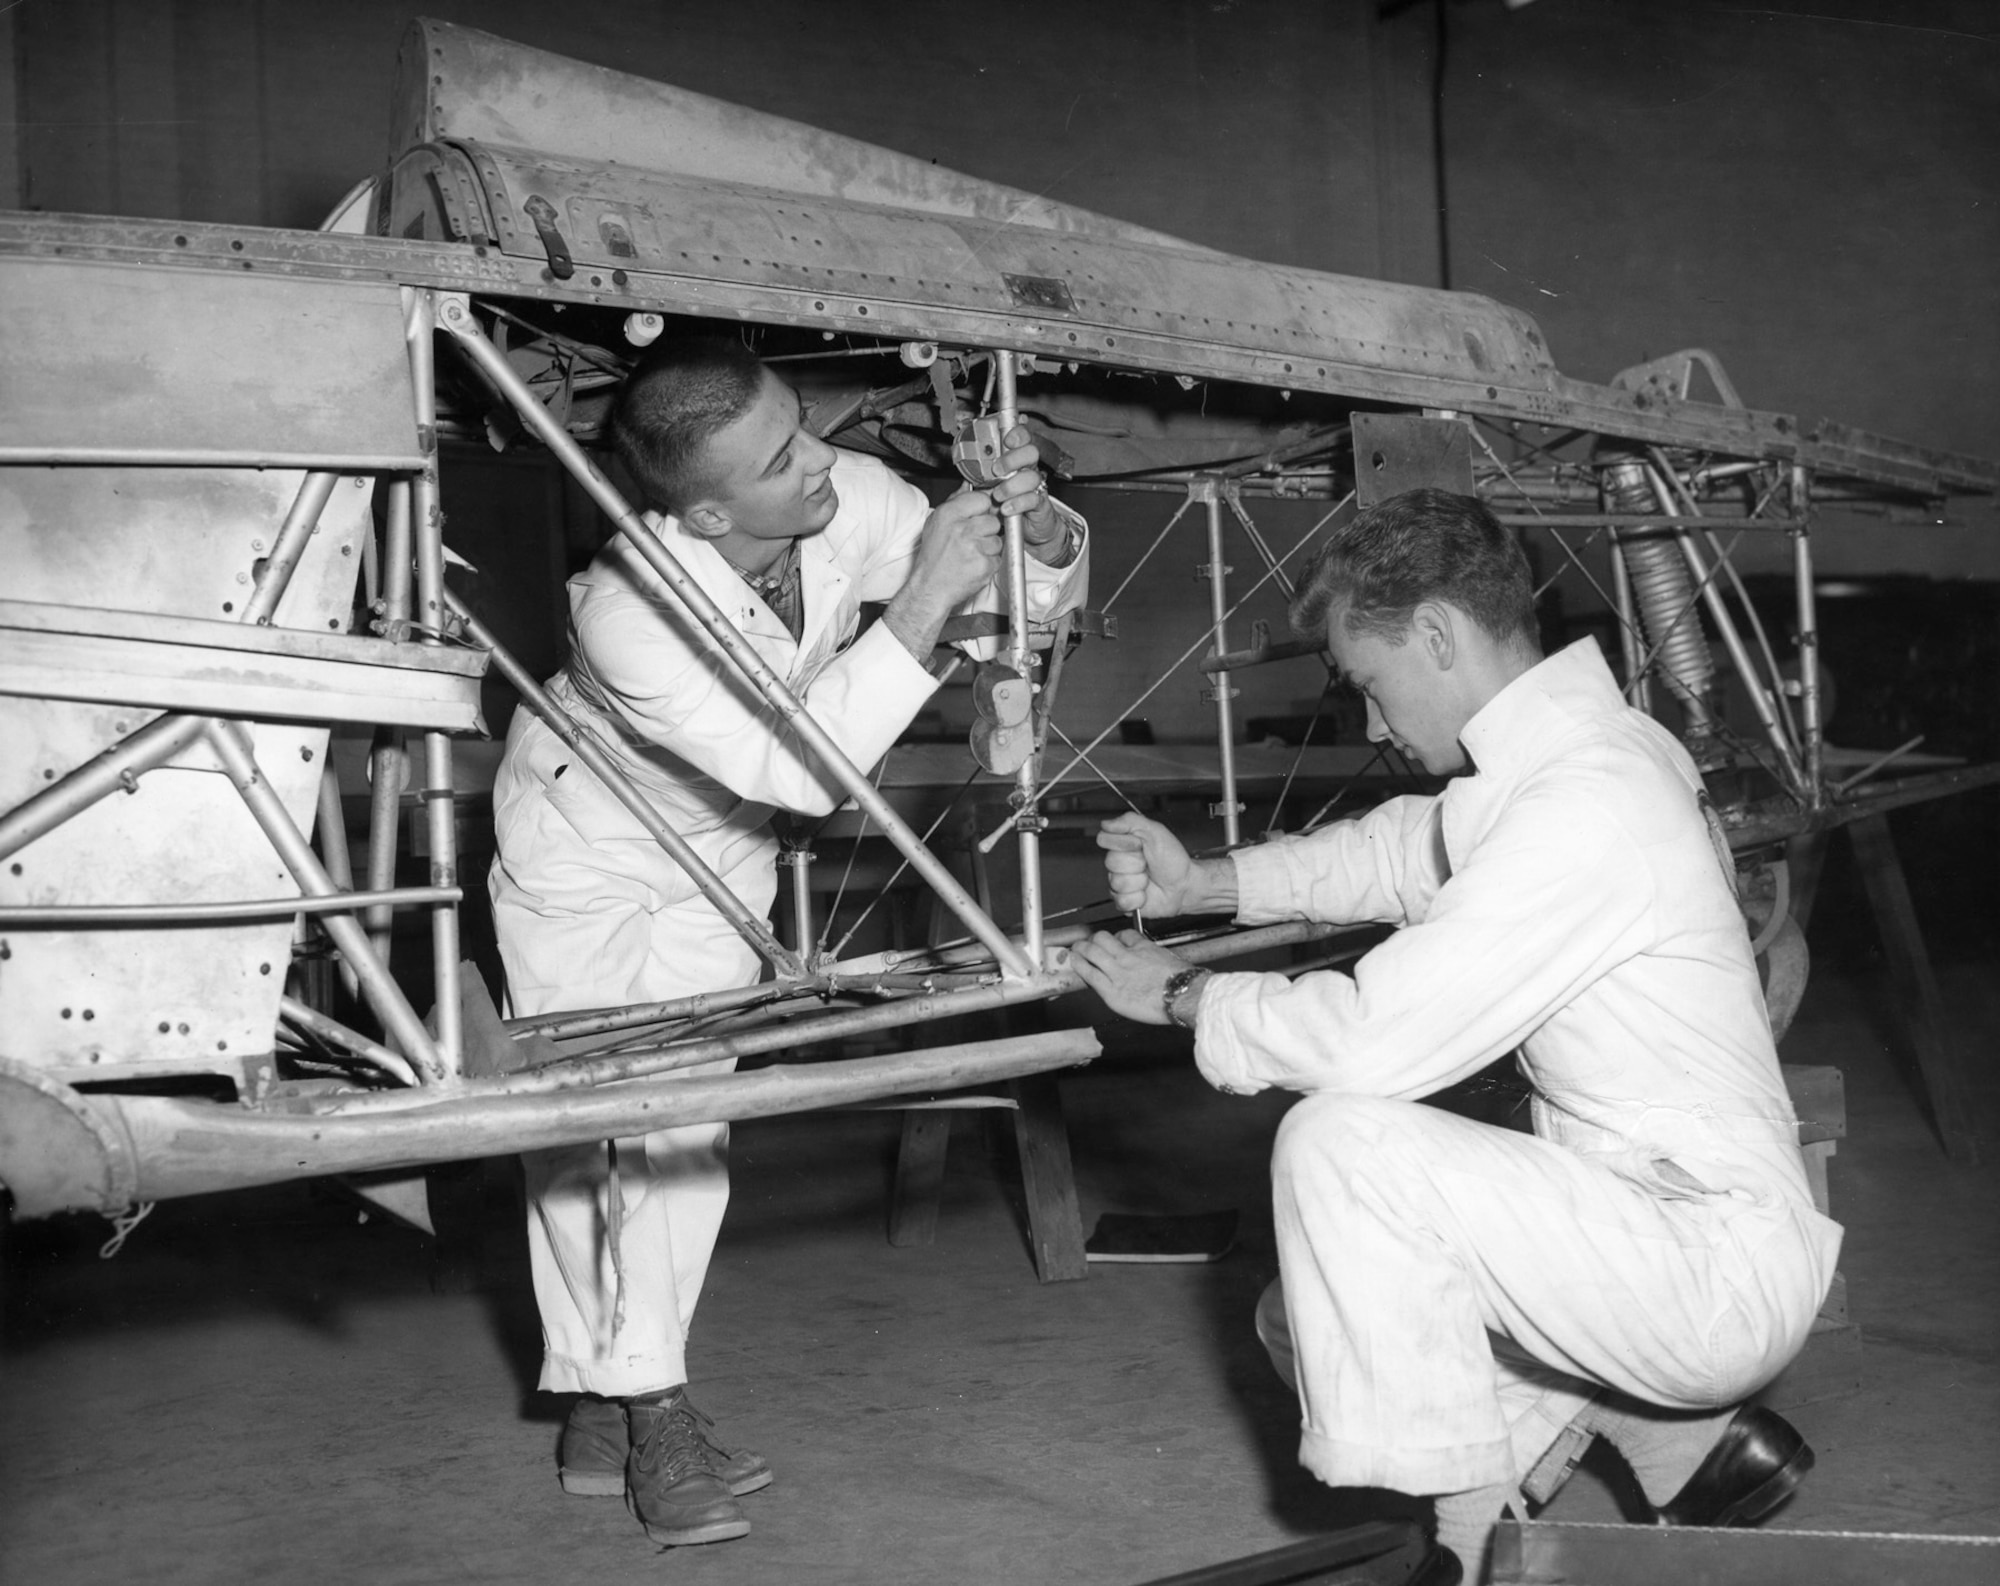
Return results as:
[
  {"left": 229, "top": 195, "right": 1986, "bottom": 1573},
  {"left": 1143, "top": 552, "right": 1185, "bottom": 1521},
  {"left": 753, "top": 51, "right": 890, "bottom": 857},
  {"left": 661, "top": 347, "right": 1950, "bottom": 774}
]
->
[
  {"left": 491, "top": 449, "right": 1088, "bottom": 1395},
  {"left": 1193, "top": 638, "right": 1842, "bottom": 1496}
]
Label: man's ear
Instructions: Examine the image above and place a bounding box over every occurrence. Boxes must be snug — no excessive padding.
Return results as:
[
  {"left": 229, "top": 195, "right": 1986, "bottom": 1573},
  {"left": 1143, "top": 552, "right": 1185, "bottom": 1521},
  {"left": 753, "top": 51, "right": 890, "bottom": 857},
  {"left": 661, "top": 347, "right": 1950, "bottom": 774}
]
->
[
  {"left": 680, "top": 500, "right": 732, "bottom": 541},
  {"left": 1411, "top": 602, "right": 1457, "bottom": 671}
]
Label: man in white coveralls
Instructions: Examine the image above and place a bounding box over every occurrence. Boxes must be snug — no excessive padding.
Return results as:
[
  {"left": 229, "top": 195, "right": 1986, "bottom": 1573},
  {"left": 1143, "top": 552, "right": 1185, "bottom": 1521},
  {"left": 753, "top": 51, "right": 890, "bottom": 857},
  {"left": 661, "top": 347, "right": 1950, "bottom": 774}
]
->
[
  {"left": 491, "top": 339, "right": 1088, "bottom": 1548},
  {"left": 1070, "top": 489, "right": 1837, "bottom": 1580}
]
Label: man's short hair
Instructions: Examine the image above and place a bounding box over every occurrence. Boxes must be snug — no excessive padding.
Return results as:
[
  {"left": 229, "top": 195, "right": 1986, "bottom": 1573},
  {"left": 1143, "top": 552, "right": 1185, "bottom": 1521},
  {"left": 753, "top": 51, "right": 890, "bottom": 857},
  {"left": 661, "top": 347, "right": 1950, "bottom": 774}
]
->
[
  {"left": 610, "top": 339, "right": 768, "bottom": 514},
  {"left": 1289, "top": 488, "right": 1536, "bottom": 647}
]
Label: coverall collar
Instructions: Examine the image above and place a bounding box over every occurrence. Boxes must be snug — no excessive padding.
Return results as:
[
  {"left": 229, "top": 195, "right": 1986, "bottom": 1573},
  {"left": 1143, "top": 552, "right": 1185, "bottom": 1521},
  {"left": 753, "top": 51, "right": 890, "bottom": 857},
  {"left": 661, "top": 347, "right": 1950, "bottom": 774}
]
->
[{"left": 1458, "top": 637, "right": 1624, "bottom": 781}]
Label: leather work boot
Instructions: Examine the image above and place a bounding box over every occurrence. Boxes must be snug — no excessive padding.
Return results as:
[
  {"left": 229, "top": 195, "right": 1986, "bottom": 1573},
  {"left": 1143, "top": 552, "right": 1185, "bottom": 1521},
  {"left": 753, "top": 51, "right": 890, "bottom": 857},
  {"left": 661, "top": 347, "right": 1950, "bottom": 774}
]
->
[
  {"left": 559, "top": 1392, "right": 772, "bottom": 1498},
  {"left": 625, "top": 1389, "right": 750, "bottom": 1547},
  {"left": 558, "top": 1396, "right": 629, "bottom": 1497}
]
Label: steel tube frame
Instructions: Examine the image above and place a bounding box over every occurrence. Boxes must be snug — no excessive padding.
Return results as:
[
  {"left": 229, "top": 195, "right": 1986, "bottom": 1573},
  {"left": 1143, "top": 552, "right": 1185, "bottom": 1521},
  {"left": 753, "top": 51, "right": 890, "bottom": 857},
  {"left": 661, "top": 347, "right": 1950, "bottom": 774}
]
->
[
  {"left": 1199, "top": 477, "right": 1243, "bottom": 845},
  {"left": 405, "top": 291, "right": 462, "bottom": 1074},
  {"left": 278, "top": 994, "right": 420, "bottom": 1086},
  {"left": 0, "top": 448, "right": 430, "bottom": 471},
  {"left": 243, "top": 472, "right": 341, "bottom": 625},
  {"left": 445, "top": 591, "right": 803, "bottom": 977},
  {"left": 512, "top": 978, "right": 815, "bottom": 1041},
  {"left": 314, "top": 763, "right": 363, "bottom": 1000},
  {"left": 103, "top": 1028, "right": 1102, "bottom": 1203},
  {"left": 366, "top": 478, "right": 415, "bottom": 962},
  {"left": 1606, "top": 531, "right": 1655, "bottom": 712},
  {"left": 1632, "top": 463, "right": 1803, "bottom": 787},
  {"left": 1792, "top": 467, "right": 1825, "bottom": 806},
  {"left": 387, "top": 918, "right": 1348, "bottom": 1106},
  {"left": 0, "top": 713, "right": 206, "bottom": 861},
  {"left": 0, "top": 885, "right": 460, "bottom": 928},
  {"left": 435, "top": 293, "right": 1034, "bottom": 980},
  {"left": 204, "top": 720, "right": 446, "bottom": 1082},
  {"left": 2, "top": 460, "right": 342, "bottom": 859},
  {"left": 784, "top": 846, "right": 816, "bottom": 961},
  {"left": 995, "top": 350, "right": 1046, "bottom": 968},
  {"left": 1668, "top": 529, "right": 1806, "bottom": 791}
]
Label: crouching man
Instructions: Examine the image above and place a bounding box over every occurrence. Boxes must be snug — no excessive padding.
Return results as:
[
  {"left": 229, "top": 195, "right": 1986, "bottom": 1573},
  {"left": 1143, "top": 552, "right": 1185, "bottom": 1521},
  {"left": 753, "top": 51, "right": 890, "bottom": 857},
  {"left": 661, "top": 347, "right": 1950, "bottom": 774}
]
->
[
  {"left": 491, "top": 340, "right": 1088, "bottom": 1547},
  {"left": 1070, "top": 488, "right": 1836, "bottom": 1579}
]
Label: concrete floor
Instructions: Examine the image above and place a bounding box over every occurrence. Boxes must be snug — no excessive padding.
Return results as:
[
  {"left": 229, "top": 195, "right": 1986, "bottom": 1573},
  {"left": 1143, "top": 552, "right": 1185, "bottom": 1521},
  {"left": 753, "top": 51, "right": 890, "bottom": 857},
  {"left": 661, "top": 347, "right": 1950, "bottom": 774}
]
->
[{"left": 4, "top": 902, "right": 1997, "bottom": 1582}]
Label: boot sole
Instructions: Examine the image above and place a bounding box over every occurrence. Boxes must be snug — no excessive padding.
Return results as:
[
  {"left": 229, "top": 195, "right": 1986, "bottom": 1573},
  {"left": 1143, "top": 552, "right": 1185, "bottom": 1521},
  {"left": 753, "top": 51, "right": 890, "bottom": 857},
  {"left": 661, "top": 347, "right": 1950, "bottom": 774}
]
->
[
  {"left": 639, "top": 1515, "right": 751, "bottom": 1547},
  {"left": 564, "top": 1466, "right": 773, "bottom": 1499},
  {"left": 626, "top": 1493, "right": 751, "bottom": 1547}
]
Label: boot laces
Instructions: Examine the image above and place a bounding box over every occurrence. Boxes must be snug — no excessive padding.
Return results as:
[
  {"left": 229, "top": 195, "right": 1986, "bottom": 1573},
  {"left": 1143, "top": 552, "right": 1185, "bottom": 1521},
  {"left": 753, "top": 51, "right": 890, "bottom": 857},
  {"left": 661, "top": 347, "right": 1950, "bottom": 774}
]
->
[{"left": 629, "top": 1397, "right": 713, "bottom": 1487}]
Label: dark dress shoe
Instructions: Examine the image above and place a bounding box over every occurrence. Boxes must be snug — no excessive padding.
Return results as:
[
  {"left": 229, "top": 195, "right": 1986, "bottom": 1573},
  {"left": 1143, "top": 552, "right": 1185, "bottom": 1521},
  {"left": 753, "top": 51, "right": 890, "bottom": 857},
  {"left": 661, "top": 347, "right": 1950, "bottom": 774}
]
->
[{"left": 1654, "top": 1405, "right": 1814, "bottom": 1527}]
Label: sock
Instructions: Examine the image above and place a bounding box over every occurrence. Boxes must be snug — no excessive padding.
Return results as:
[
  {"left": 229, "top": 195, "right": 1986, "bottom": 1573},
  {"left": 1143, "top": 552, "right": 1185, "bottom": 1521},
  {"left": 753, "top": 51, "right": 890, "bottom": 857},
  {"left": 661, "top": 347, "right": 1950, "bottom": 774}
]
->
[
  {"left": 1579, "top": 1395, "right": 1739, "bottom": 1506},
  {"left": 1433, "top": 1481, "right": 1517, "bottom": 1582}
]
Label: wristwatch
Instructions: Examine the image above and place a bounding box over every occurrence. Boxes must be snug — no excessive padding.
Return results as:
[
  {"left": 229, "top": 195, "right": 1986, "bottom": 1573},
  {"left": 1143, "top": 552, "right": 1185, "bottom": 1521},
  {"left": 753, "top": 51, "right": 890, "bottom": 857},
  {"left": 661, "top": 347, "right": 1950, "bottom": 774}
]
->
[{"left": 1161, "top": 966, "right": 1209, "bottom": 1031}]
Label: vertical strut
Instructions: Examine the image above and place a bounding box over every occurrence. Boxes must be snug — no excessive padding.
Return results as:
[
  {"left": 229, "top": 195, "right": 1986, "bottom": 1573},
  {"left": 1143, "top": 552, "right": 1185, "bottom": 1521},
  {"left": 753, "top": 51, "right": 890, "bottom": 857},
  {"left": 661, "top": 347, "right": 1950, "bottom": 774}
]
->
[
  {"left": 367, "top": 479, "right": 414, "bottom": 964},
  {"left": 996, "top": 351, "right": 1045, "bottom": 968},
  {"left": 1606, "top": 531, "right": 1654, "bottom": 713},
  {"left": 1199, "top": 477, "right": 1243, "bottom": 846},
  {"left": 406, "top": 289, "right": 461, "bottom": 1073},
  {"left": 1791, "top": 468, "right": 1825, "bottom": 808}
]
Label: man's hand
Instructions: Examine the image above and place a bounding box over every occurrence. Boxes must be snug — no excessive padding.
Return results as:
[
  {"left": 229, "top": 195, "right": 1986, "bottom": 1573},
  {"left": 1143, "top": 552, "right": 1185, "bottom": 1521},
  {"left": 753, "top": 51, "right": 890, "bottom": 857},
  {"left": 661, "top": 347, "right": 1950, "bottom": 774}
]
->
[
  {"left": 882, "top": 489, "right": 1004, "bottom": 656},
  {"left": 1068, "top": 930, "right": 1192, "bottom": 1026},
  {"left": 986, "top": 424, "right": 1066, "bottom": 551},
  {"left": 1096, "top": 812, "right": 1239, "bottom": 920}
]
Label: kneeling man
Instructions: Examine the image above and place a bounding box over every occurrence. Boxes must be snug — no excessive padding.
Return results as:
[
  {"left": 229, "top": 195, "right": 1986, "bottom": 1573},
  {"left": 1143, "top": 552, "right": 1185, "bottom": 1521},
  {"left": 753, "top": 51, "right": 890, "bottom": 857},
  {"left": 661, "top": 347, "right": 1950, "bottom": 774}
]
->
[{"left": 1071, "top": 488, "right": 1837, "bottom": 1578}]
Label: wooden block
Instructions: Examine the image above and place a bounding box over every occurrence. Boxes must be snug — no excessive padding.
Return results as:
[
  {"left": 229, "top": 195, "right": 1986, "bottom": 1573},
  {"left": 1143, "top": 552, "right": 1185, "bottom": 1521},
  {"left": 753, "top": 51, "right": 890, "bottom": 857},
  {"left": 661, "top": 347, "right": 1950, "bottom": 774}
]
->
[
  {"left": 1009, "top": 1072, "right": 1088, "bottom": 1283},
  {"left": 888, "top": 1109, "right": 951, "bottom": 1249},
  {"left": 1781, "top": 1063, "right": 1846, "bottom": 1143},
  {"left": 1848, "top": 813, "right": 1980, "bottom": 1164},
  {"left": 1799, "top": 1138, "right": 1836, "bottom": 1219}
]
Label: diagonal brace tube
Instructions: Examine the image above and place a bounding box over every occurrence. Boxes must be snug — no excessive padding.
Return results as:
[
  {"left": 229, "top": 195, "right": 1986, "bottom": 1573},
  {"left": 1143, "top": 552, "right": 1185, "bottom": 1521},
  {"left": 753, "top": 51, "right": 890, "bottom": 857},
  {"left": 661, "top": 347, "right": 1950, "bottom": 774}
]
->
[
  {"left": 204, "top": 720, "right": 447, "bottom": 1082},
  {"left": 445, "top": 590, "right": 804, "bottom": 979},
  {"left": 435, "top": 294, "right": 1034, "bottom": 979}
]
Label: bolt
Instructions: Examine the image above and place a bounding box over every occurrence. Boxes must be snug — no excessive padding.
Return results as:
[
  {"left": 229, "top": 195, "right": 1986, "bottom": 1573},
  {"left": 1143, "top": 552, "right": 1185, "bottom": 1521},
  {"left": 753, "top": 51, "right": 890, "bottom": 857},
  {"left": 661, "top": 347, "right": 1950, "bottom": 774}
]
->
[
  {"left": 259, "top": 963, "right": 271, "bottom": 975},
  {"left": 82, "top": 1008, "right": 94, "bottom": 1021},
  {"left": 177, "top": 1022, "right": 189, "bottom": 1035},
  {"left": 159, "top": 1021, "right": 171, "bottom": 1033}
]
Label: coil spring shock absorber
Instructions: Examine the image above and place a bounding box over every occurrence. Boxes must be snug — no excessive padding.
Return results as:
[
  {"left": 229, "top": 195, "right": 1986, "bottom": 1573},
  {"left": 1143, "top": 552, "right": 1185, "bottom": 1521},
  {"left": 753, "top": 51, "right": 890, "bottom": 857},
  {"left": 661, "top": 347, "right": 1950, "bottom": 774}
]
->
[{"left": 1600, "top": 455, "right": 1726, "bottom": 769}]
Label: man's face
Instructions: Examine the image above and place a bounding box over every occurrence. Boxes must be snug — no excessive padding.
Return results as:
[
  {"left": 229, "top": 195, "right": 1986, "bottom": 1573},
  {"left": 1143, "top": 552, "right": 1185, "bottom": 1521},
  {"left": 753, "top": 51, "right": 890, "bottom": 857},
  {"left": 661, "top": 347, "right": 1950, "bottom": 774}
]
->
[
  {"left": 1324, "top": 605, "right": 1471, "bottom": 775},
  {"left": 690, "top": 370, "right": 842, "bottom": 545}
]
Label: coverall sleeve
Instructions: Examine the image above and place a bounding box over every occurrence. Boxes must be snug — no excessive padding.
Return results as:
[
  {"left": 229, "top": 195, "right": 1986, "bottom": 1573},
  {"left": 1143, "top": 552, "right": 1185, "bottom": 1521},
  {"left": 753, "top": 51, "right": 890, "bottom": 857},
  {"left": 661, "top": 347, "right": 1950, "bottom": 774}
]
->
[
  {"left": 1231, "top": 794, "right": 1452, "bottom": 930},
  {"left": 570, "top": 466, "right": 1089, "bottom": 819},
  {"left": 573, "top": 602, "right": 939, "bottom": 819},
  {"left": 1195, "top": 773, "right": 1656, "bottom": 1100},
  {"left": 842, "top": 463, "right": 1091, "bottom": 622}
]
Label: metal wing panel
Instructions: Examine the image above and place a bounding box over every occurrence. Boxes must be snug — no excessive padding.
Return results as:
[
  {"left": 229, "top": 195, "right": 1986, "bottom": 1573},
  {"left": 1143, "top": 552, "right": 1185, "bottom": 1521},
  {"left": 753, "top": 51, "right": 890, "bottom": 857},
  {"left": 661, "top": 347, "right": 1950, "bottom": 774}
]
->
[
  {"left": 467, "top": 145, "right": 1559, "bottom": 401},
  {"left": 394, "top": 16, "right": 1216, "bottom": 255},
  {"left": 0, "top": 258, "right": 422, "bottom": 467}
]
